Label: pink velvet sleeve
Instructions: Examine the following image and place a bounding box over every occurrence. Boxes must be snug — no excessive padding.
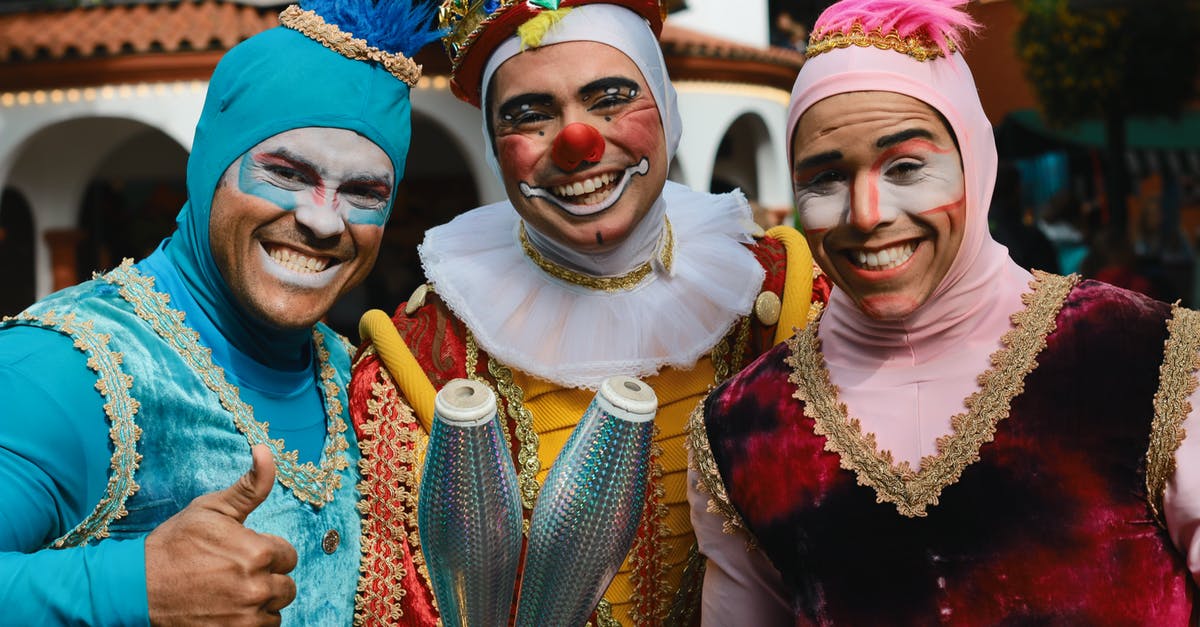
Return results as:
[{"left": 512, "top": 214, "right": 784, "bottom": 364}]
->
[
  {"left": 687, "top": 465, "right": 793, "bottom": 626},
  {"left": 1164, "top": 385, "right": 1200, "bottom": 586}
]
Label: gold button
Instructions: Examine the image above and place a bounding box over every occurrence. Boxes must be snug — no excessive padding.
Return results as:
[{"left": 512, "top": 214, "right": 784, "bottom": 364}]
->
[
  {"left": 403, "top": 283, "right": 430, "bottom": 315},
  {"left": 754, "top": 291, "right": 782, "bottom": 326},
  {"left": 322, "top": 529, "right": 340, "bottom": 554}
]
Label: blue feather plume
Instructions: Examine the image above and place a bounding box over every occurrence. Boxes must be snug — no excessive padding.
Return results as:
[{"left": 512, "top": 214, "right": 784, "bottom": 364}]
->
[{"left": 298, "top": 0, "right": 445, "bottom": 57}]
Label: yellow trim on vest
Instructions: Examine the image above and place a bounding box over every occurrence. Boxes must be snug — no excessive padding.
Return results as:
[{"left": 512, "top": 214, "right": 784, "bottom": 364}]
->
[
  {"left": 766, "top": 225, "right": 814, "bottom": 344},
  {"left": 358, "top": 309, "right": 436, "bottom": 433}
]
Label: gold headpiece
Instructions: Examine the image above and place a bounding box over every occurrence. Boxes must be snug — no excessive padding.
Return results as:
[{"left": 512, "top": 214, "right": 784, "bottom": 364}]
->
[
  {"left": 438, "top": 0, "right": 665, "bottom": 106},
  {"left": 806, "top": 23, "right": 957, "bottom": 62},
  {"left": 280, "top": 5, "right": 424, "bottom": 86}
]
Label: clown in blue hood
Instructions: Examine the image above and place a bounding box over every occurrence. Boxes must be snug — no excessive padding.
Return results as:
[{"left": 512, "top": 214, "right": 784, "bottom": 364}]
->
[{"left": 0, "top": 0, "right": 439, "bottom": 623}]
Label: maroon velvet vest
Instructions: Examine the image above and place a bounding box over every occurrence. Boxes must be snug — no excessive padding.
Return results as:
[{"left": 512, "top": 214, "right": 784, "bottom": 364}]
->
[{"left": 700, "top": 280, "right": 1196, "bottom": 625}]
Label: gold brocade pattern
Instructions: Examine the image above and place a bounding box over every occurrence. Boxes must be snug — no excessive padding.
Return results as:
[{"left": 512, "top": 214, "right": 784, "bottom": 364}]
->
[
  {"left": 1146, "top": 305, "right": 1200, "bottom": 525},
  {"left": 686, "top": 403, "right": 749, "bottom": 539},
  {"left": 1, "top": 310, "right": 145, "bottom": 547},
  {"left": 786, "top": 271, "right": 1077, "bottom": 517},
  {"left": 278, "top": 5, "right": 423, "bottom": 85},
  {"left": 107, "top": 260, "right": 350, "bottom": 507},
  {"left": 484, "top": 343, "right": 545, "bottom": 510},
  {"left": 806, "top": 23, "right": 958, "bottom": 62},
  {"left": 354, "top": 368, "right": 416, "bottom": 623},
  {"left": 518, "top": 219, "right": 674, "bottom": 292},
  {"left": 625, "top": 430, "right": 668, "bottom": 626}
]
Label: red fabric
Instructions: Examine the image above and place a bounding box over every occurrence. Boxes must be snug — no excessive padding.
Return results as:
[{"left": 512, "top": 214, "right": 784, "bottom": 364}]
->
[
  {"left": 348, "top": 237, "right": 805, "bottom": 625},
  {"left": 703, "top": 280, "right": 1196, "bottom": 624}
]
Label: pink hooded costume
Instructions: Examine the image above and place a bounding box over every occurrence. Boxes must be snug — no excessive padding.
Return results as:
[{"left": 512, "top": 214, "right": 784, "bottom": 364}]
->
[{"left": 687, "top": 1, "right": 1200, "bottom": 624}]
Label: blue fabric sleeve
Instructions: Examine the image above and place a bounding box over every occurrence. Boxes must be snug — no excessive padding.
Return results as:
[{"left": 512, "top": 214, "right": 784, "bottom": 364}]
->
[{"left": 0, "top": 326, "right": 150, "bottom": 625}]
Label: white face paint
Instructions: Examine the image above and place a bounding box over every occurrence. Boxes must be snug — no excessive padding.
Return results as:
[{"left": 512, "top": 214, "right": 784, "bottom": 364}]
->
[
  {"left": 209, "top": 127, "right": 393, "bottom": 330},
  {"left": 791, "top": 91, "right": 966, "bottom": 320}
]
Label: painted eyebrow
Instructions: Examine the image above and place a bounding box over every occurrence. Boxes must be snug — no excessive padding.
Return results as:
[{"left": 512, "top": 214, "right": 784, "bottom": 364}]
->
[
  {"left": 579, "top": 76, "right": 640, "bottom": 99},
  {"left": 497, "top": 92, "right": 555, "bottom": 118},
  {"left": 793, "top": 150, "right": 843, "bottom": 173},
  {"left": 259, "top": 149, "right": 391, "bottom": 185},
  {"left": 876, "top": 128, "right": 934, "bottom": 149}
]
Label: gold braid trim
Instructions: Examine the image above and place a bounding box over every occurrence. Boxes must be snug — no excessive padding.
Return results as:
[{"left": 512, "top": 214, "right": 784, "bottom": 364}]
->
[
  {"left": 662, "top": 543, "right": 706, "bottom": 627},
  {"left": 353, "top": 361, "right": 436, "bottom": 624},
  {"left": 786, "top": 271, "right": 1077, "bottom": 518},
  {"left": 483, "top": 340, "right": 544, "bottom": 510},
  {"left": 1, "top": 309, "right": 145, "bottom": 547},
  {"left": 279, "top": 5, "right": 423, "bottom": 86},
  {"left": 518, "top": 218, "right": 674, "bottom": 292},
  {"left": 107, "top": 260, "right": 350, "bottom": 507},
  {"left": 806, "top": 23, "right": 957, "bottom": 62},
  {"left": 1146, "top": 305, "right": 1200, "bottom": 526},
  {"left": 685, "top": 402, "right": 750, "bottom": 540},
  {"left": 626, "top": 431, "right": 670, "bottom": 625}
]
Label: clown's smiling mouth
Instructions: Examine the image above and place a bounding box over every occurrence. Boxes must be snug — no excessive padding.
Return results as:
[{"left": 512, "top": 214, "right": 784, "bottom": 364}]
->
[{"left": 519, "top": 158, "right": 650, "bottom": 217}]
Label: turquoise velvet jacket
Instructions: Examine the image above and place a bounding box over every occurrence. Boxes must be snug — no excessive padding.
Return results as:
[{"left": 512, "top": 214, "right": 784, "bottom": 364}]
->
[
  {"left": 0, "top": 257, "right": 362, "bottom": 625},
  {"left": 0, "top": 14, "right": 426, "bottom": 624}
]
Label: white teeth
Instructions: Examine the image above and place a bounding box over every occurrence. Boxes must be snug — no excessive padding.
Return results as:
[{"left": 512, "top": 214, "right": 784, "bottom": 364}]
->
[
  {"left": 268, "top": 247, "right": 331, "bottom": 274},
  {"left": 851, "top": 242, "right": 916, "bottom": 271},
  {"left": 554, "top": 172, "right": 615, "bottom": 198}
]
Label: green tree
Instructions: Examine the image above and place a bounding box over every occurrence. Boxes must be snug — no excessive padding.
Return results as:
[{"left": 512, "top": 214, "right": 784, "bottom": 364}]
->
[{"left": 1015, "top": 0, "right": 1200, "bottom": 227}]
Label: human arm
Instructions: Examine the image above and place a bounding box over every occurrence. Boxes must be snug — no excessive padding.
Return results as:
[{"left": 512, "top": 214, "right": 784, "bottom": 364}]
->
[
  {"left": 1163, "top": 384, "right": 1200, "bottom": 586},
  {"left": 0, "top": 327, "right": 150, "bottom": 625},
  {"left": 687, "top": 465, "right": 793, "bottom": 627}
]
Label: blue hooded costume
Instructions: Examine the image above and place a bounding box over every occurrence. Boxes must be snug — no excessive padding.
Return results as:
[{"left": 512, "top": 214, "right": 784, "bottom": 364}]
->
[{"left": 0, "top": 2, "right": 438, "bottom": 623}]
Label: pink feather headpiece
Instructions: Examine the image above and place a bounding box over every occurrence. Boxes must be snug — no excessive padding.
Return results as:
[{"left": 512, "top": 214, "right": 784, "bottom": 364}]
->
[{"left": 807, "top": 0, "right": 979, "bottom": 61}]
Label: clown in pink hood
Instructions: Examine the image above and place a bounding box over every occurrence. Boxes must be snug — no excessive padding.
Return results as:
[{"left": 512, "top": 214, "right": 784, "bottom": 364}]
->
[{"left": 688, "top": 0, "right": 1200, "bottom": 623}]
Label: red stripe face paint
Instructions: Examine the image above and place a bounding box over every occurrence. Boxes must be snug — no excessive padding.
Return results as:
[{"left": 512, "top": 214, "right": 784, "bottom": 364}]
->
[{"left": 790, "top": 91, "right": 967, "bottom": 320}]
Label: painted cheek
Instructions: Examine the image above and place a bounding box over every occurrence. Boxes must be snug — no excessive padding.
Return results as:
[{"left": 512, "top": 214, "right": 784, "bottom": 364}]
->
[
  {"left": 796, "top": 191, "right": 846, "bottom": 233},
  {"left": 345, "top": 203, "right": 391, "bottom": 227},
  {"left": 238, "top": 156, "right": 300, "bottom": 211},
  {"left": 496, "top": 135, "right": 543, "bottom": 183},
  {"left": 607, "top": 105, "right": 662, "bottom": 159}
]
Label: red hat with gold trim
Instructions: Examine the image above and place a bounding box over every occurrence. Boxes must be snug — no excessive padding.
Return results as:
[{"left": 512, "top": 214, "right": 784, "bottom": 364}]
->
[{"left": 439, "top": 0, "right": 666, "bottom": 107}]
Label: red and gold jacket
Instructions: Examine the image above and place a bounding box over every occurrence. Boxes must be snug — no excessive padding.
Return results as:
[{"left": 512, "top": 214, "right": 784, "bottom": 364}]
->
[{"left": 346, "top": 227, "right": 830, "bottom": 626}]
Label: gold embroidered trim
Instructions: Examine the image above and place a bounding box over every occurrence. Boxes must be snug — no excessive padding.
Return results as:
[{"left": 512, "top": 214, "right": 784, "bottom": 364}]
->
[
  {"left": 1146, "top": 305, "right": 1200, "bottom": 525},
  {"left": 626, "top": 432, "right": 670, "bottom": 625},
  {"left": 685, "top": 402, "right": 749, "bottom": 539},
  {"left": 1, "top": 310, "right": 145, "bottom": 547},
  {"left": 589, "top": 599, "right": 619, "bottom": 627},
  {"left": 279, "top": 5, "right": 423, "bottom": 86},
  {"left": 518, "top": 218, "right": 674, "bottom": 292},
  {"left": 354, "top": 364, "right": 439, "bottom": 623},
  {"left": 786, "top": 271, "right": 1076, "bottom": 517},
  {"left": 663, "top": 543, "right": 706, "bottom": 627},
  {"left": 485, "top": 344, "right": 544, "bottom": 510},
  {"left": 107, "top": 260, "right": 350, "bottom": 507},
  {"left": 806, "top": 23, "right": 957, "bottom": 62}
]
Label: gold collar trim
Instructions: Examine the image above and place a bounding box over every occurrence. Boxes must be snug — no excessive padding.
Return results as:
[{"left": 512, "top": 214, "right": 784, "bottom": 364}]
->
[
  {"left": 1146, "top": 304, "right": 1200, "bottom": 525},
  {"left": 785, "top": 271, "right": 1077, "bottom": 517},
  {"left": 280, "top": 5, "right": 423, "bottom": 86},
  {"left": 518, "top": 218, "right": 674, "bottom": 292},
  {"left": 107, "top": 260, "right": 351, "bottom": 507}
]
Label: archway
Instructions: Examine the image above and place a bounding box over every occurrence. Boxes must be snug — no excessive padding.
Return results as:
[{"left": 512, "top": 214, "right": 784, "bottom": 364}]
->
[
  {"left": 710, "top": 112, "right": 787, "bottom": 226},
  {"left": 0, "top": 188, "right": 36, "bottom": 316}
]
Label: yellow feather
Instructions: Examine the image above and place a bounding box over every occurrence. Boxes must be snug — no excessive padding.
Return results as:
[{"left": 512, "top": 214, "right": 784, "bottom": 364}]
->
[{"left": 518, "top": 8, "right": 574, "bottom": 50}]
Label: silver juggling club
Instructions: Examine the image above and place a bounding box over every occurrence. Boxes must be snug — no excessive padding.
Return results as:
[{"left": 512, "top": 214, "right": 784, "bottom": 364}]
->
[
  {"left": 515, "top": 376, "right": 658, "bottom": 627},
  {"left": 418, "top": 379, "right": 523, "bottom": 627}
]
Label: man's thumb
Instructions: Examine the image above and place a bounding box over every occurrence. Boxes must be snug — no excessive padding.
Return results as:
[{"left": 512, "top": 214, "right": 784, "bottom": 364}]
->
[{"left": 216, "top": 444, "right": 276, "bottom": 523}]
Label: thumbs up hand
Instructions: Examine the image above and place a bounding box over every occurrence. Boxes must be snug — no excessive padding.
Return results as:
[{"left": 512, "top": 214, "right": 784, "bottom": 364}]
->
[{"left": 145, "top": 445, "right": 299, "bottom": 626}]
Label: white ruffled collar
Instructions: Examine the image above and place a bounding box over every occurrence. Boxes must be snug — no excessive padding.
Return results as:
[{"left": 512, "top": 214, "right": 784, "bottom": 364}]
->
[{"left": 418, "top": 181, "right": 765, "bottom": 389}]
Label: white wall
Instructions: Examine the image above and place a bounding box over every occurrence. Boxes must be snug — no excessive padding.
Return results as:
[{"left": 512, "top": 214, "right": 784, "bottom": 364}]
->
[{"left": 667, "top": 0, "right": 769, "bottom": 48}]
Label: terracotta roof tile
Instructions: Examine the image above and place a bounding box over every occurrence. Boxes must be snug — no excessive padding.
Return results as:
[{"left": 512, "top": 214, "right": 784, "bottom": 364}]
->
[
  {"left": 660, "top": 22, "right": 804, "bottom": 71},
  {"left": 0, "top": 0, "right": 277, "bottom": 61}
]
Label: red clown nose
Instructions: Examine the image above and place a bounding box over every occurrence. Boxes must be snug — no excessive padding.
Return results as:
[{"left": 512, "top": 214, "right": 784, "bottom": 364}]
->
[{"left": 551, "top": 123, "right": 605, "bottom": 171}]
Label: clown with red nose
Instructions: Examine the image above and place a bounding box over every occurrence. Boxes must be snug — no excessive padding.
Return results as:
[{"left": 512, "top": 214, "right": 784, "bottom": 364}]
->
[{"left": 348, "top": 0, "right": 827, "bottom": 624}]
